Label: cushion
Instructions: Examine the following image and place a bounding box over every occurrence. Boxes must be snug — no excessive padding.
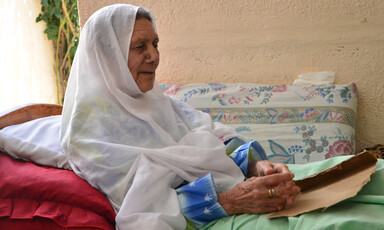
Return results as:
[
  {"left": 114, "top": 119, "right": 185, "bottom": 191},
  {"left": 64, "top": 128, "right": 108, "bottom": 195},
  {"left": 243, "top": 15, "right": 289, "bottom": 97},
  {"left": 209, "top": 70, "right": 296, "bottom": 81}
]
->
[
  {"left": 0, "top": 115, "right": 70, "bottom": 169},
  {"left": 161, "top": 83, "right": 358, "bottom": 164},
  {"left": 0, "top": 153, "right": 115, "bottom": 229}
]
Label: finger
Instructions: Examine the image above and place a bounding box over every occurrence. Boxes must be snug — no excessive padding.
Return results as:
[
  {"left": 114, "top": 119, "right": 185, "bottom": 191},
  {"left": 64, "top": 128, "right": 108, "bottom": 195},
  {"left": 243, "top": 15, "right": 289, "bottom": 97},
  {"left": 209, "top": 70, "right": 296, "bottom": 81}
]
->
[
  {"left": 265, "top": 184, "right": 300, "bottom": 199},
  {"left": 285, "top": 180, "right": 295, "bottom": 189},
  {"left": 256, "top": 206, "right": 280, "bottom": 214},
  {"left": 287, "top": 180, "right": 301, "bottom": 193},
  {"left": 280, "top": 184, "right": 301, "bottom": 196},
  {"left": 256, "top": 161, "right": 276, "bottom": 176},
  {"left": 263, "top": 197, "right": 287, "bottom": 211},
  {"left": 259, "top": 173, "right": 294, "bottom": 186},
  {"left": 264, "top": 195, "right": 296, "bottom": 211},
  {"left": 286, "top": 195, "right": 296, "bottom": 207},
  {"left": 273, "top": 163, "right": 291, "bottom": 174},
  {"left": 263, "top": 163, "right": 276, "bottom": 176},
  {"left": 262, "top": 197, "right": 286, "bottom": 206}
]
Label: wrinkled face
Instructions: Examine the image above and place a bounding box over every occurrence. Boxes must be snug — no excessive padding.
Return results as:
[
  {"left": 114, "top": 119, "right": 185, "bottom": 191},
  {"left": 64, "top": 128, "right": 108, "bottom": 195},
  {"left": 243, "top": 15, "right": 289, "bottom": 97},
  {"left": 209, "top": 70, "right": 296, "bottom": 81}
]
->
[{"left": 128, "top": 18, "right": 160, "bottom": 93}]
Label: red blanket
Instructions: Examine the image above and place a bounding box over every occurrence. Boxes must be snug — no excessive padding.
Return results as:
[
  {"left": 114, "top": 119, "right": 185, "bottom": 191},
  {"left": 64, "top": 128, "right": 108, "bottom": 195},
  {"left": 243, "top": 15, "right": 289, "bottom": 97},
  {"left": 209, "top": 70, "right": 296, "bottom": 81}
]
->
[{"left": 0, "top": 153, "right": 115, "bottom": 229}]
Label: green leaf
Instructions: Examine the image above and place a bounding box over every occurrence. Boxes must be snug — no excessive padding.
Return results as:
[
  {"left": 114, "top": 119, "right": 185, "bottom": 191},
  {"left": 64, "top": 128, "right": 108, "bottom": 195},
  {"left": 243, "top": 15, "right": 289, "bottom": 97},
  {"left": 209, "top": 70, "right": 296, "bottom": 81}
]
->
[
  {"left": 42, "top": 15, "right": 49, "bottom": 23},
  {"left": 70, "top": 45, "right": 77, "bottom": 56},
  {"left": 47, "top": 32, "right": 55, "bottom": 40},
  {"left": 48, "top": 24, "right": 58, "bottom": 31},
  {"left": 55, "top": 0, "right": 61, "bottom": 8},
  {"left": 42, "top": 0, "right": 49, "bottom": 6},
  {"left": 55, "top": 11, "right": 63, "bottom": 19},
  {"left": 48, "top": 5, "right": 56, "bottom": 16},
  {"left": 36, "top": 15, "right": 42, "bottom": 22}
]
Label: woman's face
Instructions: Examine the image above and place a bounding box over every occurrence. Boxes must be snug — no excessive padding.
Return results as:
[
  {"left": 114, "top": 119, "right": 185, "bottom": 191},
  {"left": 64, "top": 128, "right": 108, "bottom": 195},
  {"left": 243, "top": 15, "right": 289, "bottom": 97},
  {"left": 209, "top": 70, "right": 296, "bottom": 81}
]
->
[{"left": 128, "top": 18, "right": 160, "bottom": 93}]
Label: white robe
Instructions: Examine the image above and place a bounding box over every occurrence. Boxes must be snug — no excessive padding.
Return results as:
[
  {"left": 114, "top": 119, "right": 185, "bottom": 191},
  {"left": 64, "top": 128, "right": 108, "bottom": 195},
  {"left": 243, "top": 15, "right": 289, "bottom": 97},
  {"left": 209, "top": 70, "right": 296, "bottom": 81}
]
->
[{"left": 60, "top": 4, "right": 244, "bottom": 229}]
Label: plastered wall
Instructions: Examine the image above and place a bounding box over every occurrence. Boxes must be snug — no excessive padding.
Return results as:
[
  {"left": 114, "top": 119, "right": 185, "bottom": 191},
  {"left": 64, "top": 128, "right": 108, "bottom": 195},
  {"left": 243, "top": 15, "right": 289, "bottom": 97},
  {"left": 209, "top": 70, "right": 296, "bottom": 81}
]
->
[
  {"left": 78, "top": 0, "right": 384, "bottom": 152},
  {"left": 0, "top": 0, "right": 57, "bottom": 111}
]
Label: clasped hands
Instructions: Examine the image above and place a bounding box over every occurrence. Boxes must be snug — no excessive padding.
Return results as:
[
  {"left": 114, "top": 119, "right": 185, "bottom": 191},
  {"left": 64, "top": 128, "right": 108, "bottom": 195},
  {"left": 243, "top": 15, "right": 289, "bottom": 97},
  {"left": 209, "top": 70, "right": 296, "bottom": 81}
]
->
[{"left": 218, "top": 160, "right": 301, "bottom": 215}]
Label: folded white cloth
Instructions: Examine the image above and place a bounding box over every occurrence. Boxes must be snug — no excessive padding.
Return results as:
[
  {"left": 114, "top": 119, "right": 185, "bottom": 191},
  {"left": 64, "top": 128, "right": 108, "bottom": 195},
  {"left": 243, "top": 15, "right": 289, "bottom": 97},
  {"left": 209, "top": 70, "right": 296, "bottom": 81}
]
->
[{"left": 293, "top": 71, "right": 335, "bottom": 86}]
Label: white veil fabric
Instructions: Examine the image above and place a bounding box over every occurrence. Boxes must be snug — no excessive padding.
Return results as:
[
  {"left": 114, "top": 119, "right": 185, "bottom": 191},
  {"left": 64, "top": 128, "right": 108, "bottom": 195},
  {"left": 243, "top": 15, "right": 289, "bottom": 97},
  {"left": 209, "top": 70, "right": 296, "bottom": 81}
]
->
[{"left": 60, "top": 4, "right": 244, "bottom": 230}]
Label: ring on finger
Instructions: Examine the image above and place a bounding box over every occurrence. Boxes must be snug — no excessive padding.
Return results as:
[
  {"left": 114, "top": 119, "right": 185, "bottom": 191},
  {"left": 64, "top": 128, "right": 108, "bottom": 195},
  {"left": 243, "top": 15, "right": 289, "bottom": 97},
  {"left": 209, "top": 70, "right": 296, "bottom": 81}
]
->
[{"left": 268, "top": 188, "right": 276, "bottom": 198}]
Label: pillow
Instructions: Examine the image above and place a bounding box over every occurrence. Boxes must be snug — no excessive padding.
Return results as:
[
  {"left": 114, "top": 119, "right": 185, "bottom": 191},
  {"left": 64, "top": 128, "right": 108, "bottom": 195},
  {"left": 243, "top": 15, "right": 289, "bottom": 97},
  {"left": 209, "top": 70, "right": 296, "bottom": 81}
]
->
[
  {"left": 0, "top": 153, "right": 115, "bottom": 229},
  {"left": 0, "top": 115, "right": 70, "bottom": 169},
  {"left": 161, "top": 83, "right": 358, "bottom": 164}
]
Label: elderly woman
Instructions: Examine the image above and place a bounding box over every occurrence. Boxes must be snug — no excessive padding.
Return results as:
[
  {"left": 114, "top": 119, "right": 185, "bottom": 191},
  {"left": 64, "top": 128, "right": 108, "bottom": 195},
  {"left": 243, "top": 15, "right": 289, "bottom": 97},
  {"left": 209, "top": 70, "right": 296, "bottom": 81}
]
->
[{"left": 60, "top": 4, "right": 300, "bottom": 230}]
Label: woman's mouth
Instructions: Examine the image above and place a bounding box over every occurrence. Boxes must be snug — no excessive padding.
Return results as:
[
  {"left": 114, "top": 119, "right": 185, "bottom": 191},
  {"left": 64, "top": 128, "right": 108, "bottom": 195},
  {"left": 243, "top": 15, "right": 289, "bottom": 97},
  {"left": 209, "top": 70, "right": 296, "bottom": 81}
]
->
[{"left": 139, "top": 71, "right": 155, "bottom": 75}]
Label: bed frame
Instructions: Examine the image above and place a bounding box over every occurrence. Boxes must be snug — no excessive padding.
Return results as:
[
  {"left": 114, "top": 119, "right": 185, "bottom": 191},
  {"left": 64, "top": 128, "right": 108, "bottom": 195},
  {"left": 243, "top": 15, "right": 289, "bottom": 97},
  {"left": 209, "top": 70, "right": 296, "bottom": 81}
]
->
[{"left": 0, "top": 104, "right": 62, "bottom": 130}]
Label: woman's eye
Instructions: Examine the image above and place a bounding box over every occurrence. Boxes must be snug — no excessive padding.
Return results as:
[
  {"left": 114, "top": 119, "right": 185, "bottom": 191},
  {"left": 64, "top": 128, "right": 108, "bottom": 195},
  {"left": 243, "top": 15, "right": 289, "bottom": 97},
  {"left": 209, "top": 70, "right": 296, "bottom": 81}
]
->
[{"left": 135, "top": 45, "right": 145, "bottom": 49}]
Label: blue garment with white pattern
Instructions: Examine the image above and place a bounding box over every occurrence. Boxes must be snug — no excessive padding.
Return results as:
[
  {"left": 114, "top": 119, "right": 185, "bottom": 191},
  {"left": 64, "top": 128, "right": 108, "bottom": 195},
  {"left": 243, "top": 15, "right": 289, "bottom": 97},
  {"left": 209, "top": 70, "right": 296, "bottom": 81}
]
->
[{"left": 176, "top": 138, "right": 267, "bottom": 228}]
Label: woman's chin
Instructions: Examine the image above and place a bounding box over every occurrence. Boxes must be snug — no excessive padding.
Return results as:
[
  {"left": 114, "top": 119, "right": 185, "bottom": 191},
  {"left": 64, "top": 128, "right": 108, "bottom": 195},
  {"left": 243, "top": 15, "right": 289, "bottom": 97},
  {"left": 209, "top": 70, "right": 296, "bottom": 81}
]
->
[{"left": 139, "top": 83, "right": 155, "bottom": 93}]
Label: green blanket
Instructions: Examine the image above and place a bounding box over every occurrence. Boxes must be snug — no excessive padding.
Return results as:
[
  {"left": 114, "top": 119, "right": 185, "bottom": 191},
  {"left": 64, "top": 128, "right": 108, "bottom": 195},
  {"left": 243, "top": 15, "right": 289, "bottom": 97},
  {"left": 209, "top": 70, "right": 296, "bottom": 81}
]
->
[{"left": 200, "top": 156, "right": 384, "bottom": 230}]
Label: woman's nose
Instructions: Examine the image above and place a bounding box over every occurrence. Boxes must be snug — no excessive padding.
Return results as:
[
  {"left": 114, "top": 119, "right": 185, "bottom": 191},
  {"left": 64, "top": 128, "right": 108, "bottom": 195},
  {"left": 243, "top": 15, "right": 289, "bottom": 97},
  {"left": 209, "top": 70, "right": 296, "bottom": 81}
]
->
[{"left": 145, "top": 46, "right": 159, "bottom": 64}]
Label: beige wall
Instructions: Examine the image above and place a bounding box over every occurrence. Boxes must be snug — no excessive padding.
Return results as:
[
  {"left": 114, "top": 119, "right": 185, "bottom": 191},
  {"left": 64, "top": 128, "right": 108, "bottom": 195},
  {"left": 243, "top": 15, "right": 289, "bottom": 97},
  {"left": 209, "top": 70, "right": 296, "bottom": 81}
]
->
[
  {"left": 0, "top": 0, "right": 57, "bottom": 111},
  {"left": 79, "top": 0, "right": 384, "bottom": 151}
]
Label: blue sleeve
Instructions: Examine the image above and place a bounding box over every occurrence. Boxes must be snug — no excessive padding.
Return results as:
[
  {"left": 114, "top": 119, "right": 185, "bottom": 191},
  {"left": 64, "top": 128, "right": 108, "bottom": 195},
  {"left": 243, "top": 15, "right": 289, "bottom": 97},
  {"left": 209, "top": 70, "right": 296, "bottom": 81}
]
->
[
  {"left": 176, "top": 173, "right": 227, "bottom": 228},
  {"left": 227, "top": 141, "right": 249, "bottom": 175},
  {"left": 226, "top": 137, "right": 268, "bottom": 175},
  {"left": 176, "top": 138, "right": 268, "bottom": 228}
]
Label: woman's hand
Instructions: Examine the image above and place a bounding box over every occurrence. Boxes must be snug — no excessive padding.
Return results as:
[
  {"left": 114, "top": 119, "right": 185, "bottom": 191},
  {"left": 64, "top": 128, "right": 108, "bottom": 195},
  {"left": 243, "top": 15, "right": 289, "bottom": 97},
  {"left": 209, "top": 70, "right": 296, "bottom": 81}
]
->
[
  {"left": 218, "top": 172, "right": 300, "bottom": 215},
  {"left": 249, "top": 160, "right": 298, "bottom": 207},
  {"left": 218, "top": 160, "right": 301, "bottom": 215},
  {"left": 246, "top": 160, "right": 299, "bottom": 208}
]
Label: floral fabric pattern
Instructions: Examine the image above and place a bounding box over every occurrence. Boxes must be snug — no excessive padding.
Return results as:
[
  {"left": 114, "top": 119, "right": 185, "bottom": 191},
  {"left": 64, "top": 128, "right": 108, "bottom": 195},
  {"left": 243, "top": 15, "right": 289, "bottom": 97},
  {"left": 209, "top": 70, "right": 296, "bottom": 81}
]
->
[
  {"left": 325, "top": 139, "right": 354, "bottom": 159},
  {"left": 267, "top": 125, "right": 354, "bottom": 163},
  {"left": 200, "top": 106, "right": 355, "bottom": 127},
  {"left": 162, "top": 83, "right": 358, "bottom": 164}
]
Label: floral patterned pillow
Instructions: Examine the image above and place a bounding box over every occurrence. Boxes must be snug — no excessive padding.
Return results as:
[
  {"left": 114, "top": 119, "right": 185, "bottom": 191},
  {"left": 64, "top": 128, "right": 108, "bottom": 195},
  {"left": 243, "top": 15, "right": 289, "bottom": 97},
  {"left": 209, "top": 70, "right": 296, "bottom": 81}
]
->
[{"left": 161, "top": 83, "right": 358, "bottom": 164}]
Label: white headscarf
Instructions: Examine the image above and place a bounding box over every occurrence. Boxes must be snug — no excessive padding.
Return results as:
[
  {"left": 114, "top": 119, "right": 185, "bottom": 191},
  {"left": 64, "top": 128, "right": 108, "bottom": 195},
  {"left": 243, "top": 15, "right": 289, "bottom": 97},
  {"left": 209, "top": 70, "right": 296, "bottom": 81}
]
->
[{"left": 60, "top": 4, "right": 244, "bottom": 230}]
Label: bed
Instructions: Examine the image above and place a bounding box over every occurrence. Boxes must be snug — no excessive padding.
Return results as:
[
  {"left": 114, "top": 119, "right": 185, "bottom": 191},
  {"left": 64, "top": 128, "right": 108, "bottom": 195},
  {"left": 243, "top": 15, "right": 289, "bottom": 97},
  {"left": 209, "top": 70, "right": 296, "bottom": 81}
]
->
[{"left": 1, "top": 82, "right": 378, "bottom": 229}]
